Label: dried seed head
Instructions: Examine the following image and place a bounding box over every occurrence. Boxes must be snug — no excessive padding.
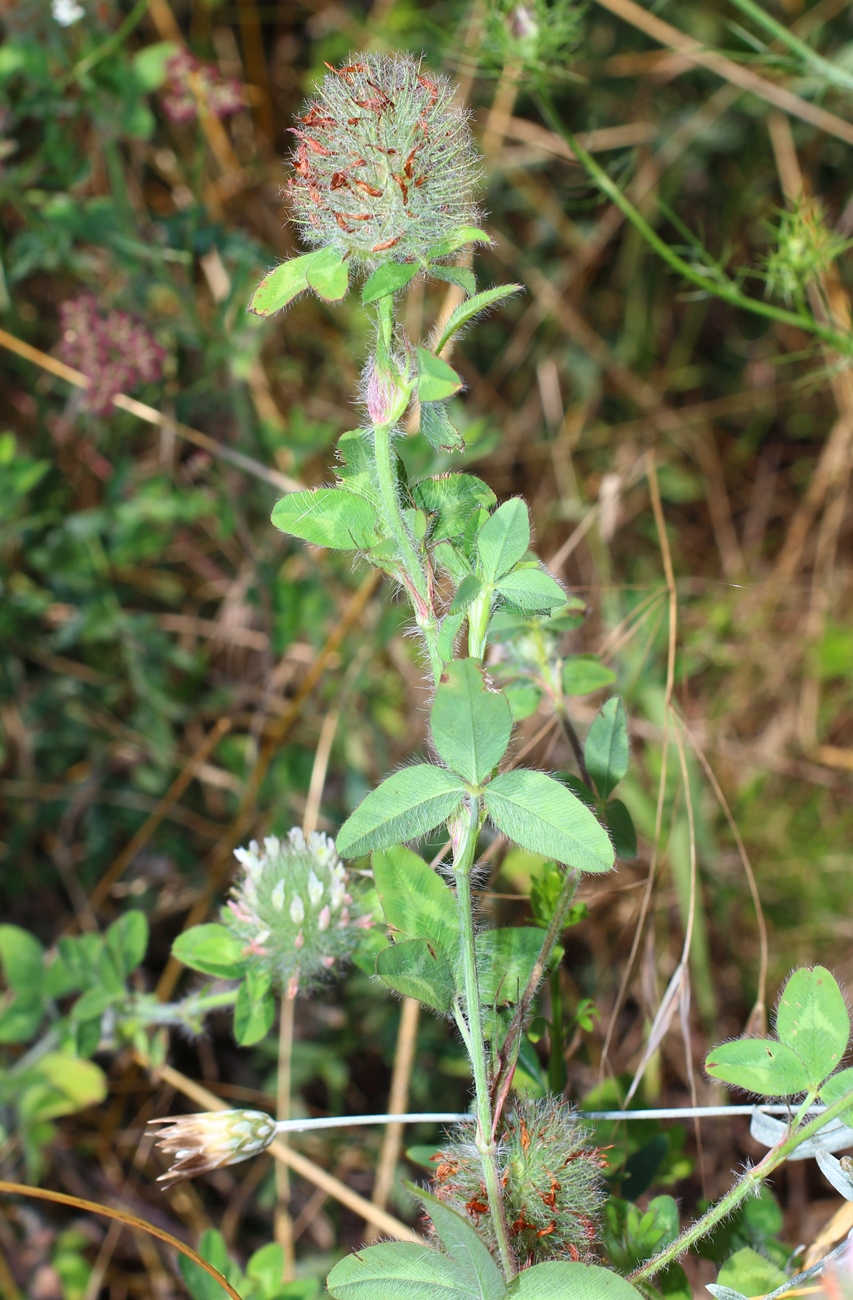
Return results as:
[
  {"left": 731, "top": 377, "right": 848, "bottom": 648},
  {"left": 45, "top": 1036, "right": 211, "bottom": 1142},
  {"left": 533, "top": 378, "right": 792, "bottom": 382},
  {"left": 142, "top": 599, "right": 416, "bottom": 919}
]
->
[
  {"left": 148, "top": 1109, "right": 277, "bottom": 1186},
  {"left": 222, "top": 829, "right": 371, "bottom": 998},
  {"left": 287, "top": 54, "right": 482, "bottom": 267},
  {"left": 429, "top": 1098, "right": 606, "bottom": 1269}
]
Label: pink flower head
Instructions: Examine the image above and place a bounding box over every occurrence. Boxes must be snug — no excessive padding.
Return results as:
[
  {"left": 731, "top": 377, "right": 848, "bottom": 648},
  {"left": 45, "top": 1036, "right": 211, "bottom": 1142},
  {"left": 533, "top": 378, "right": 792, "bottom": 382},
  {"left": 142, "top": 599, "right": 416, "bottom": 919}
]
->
[{"left": 56, "top": 295, "right": 165, "bottom": 416}]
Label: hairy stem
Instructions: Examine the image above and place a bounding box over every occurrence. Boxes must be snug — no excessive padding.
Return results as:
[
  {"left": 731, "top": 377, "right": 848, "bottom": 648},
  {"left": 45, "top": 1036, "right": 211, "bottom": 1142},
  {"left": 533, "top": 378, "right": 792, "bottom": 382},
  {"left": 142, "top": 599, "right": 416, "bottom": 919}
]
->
[
  {"left": 631, "top": 1086, "right": 853, "bottom": 1279},
  {"left": 452, "top": 797, "right": 516, "bottom": 1279}
]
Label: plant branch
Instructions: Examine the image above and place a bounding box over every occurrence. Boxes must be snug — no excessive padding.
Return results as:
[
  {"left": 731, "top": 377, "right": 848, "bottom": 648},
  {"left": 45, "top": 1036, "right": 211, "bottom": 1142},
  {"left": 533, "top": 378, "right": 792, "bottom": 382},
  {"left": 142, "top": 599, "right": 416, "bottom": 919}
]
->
[
  {"left": 534, "top": 94, "right": 853, "bottom": 358},
  {"left": 452, "top": 798, "right": 516, "bottom": 1280}
]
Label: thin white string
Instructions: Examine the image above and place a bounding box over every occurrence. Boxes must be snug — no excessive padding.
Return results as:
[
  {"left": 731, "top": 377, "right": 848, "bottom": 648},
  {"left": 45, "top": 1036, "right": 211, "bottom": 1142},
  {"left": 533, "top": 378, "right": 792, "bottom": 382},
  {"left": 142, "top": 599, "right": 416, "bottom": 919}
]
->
[{"left": 272, "top": 1104, "right": 816, "bottom": 1134}]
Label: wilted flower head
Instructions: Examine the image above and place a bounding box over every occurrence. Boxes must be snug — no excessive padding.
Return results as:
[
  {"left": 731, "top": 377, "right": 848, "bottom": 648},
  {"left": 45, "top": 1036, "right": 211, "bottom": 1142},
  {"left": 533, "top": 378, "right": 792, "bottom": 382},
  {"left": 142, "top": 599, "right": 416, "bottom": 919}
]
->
[
  {"left": 222, "top": 829, "right": 370, "bottom": 999},
  {"left": 162, "top": 49, "right": 245, "bottom": 124},
  {"left": 56, "top": 295, "right": 165, "bottom": 416},
  {"left": 149, "top": 1109, "right": 277, "bottom": 1186},
  {"left": 429, "top": 1098, "right": 606, "bottom": 1269},
  {"left": 287, "top": 53, "right": 481, "bottom": 266}
]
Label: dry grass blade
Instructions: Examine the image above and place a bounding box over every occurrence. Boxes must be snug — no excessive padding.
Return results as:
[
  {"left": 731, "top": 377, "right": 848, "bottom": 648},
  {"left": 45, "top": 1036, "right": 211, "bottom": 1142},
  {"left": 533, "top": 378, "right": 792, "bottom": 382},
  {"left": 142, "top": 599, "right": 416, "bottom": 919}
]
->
[{"left": 0, "top": 1180, "right": 243, "bottom": 1300}]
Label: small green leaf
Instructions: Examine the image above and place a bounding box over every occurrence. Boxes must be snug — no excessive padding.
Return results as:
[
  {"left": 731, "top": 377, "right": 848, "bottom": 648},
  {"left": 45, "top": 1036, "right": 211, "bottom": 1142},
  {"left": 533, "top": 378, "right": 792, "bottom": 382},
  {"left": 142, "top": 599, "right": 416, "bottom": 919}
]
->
[
  {"left": 438, "top": 610, "right": 466, "bottom": 662},
  {"left": 335, "top": 430, "right": 380, "bottom": 506},
  {"left": 430, "top": 265, "right": 477, "bottom": 296},
  {"left": 431, "top": 659, "right": 512, "bottom": 785},
  {"left": 171, "top": 924, "right": 248, "bottom": 979},
  {"left": 820, "top": 1066, "right": 853, "bottom": 1122},
  {"left": 425, "top": 227, "right": 492, "bottom": 260},
  {"left": 234, "top": 979, "right": 276, "bottom": 1046},
  {"left": 417, "top": 348, "right": 463, "bottom": 403},
  {"left": 363, "top": 262, "right": 419, "bottom": 304},
  {"left": 326, "top": 1241, "right": 478, "bottom": 1299},
  {"left": 131, "top": 41, "right": 179, "bottom": 91},
  {"left": 714, "top": 1248, "right": 786, "bottom": 1299},
  {"left": 434, "top": 284, "right": 523, "bottom": 355},
  {"left": 704, "top": 1038, "right": 811, "bottom": 1096},
  {"left": 419, "top": 402, "right": 465, "bottom": 453},
  {"left": 372, "top": 846, "right": 458, "bottom": 960},
  {"left": 496, "top": 567, "right": 566, "bottom": 612},
  {"left": 0, "top": 924, "right": 44, "bottom": 990},
  {"left": 375, "top": 938, "right": 456, "bottom": 1012},
  {"left": 506, "top": 1261, "right": 646, "bottom": 1298},
  {"left": 413, "top": 475, "right": 495, "bottom": 542},
  {"left": 336, "top": 765, "right": 467, "bottom": 858},
  {"left": 606, "top": 800, "right": 637, "bottom": 859},
  {"left": 774, "top": 966, "right": 850, "bottom": 1086},
  {"left": 475, "top": 928, "right": 553, "bottom": 1006},
  {"left": 584, "top": 696, "right": 629, "bottom": 799},
  {"left": 562, "top": 655, "right": 617, "bottom": 696},
  {"left": 484, "top": 770, "right": 614, "bottom": 874},
  {"left": 249, "top": 252, "right": 316, "bottom": 316},
  {"left": 247, "top": 1242, "right": 286, "bottom": 1297},
  {"left": 476, "top": 499, "right": 530, "bottom": 582},
  {"left": 503, "top": 681, "right": 542, "bottom": 722},
  {"left": 405, "top": 1184, "right": 506, "bottom": 1300},
  {"left": 179, "top": 1228, "right": 234, "bottom": 1300},
  {"left": 305, "top": 245, "right": 349, "bottom": 301},
  {"left": 0, "top": 990, "right": 44, "bottom": 1044},
  {"left": 271, "top": 488, "right": 381, "bottom": 551},
  {"left": 106, "top": 911, "right": 148, "bottom": 980},
  {"left": 450, "top": 573, "right": 482, "bottom": 615},
  {"left": 27, "top": 1053, "right": 108, "bottom": 1120}
]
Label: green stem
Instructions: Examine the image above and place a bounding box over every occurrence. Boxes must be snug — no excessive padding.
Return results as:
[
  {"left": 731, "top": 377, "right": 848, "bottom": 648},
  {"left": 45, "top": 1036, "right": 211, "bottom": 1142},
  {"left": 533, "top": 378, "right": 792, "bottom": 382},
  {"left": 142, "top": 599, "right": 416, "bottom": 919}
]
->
[
  {"left": 135, "top": 988, "right": 239, "bottom": 1028},
  {"left": 62, "top": 0, "right": 149, "bottom": 86},
  {"left": 452, "top": 797, "right": 516, "bottom": 1280},
  {"left": 534, "top": 93, "right": 853, "bottom": 358},
  {"left": 726, "top": 0, "right": 853, "bottom": 96},
  {"left": 631, "top": 1086, "right": 853, "bottom": 1279}
]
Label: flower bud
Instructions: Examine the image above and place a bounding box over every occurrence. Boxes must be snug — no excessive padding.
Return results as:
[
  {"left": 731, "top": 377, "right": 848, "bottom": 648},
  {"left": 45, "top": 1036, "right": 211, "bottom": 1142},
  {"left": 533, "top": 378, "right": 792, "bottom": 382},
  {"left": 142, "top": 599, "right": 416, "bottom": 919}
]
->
[
  {"left": 148, "top": 1109, "right": 277, "bottom": 1186},
  {"left": 223, "top": 829, "right": 370, "bottom": 998},
  {"left": 287, "top": 54, "right": 481, "bottom": 267}
]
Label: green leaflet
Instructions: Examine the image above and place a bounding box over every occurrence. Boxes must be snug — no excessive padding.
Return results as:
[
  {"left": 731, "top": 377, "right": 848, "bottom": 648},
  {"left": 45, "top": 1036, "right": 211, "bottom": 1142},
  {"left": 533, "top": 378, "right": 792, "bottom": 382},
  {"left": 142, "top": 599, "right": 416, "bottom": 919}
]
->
[
  {"left": 562, "top": 655, "right": 617, "bottom": 696},
  {"left": 506, "top": 1261, "right": 645, "bottom": 1298},
  {"left": 249, "top": 249, "right": 340, "bottom": 316},
  {"left": 362, "top": 261, "right": 419, "bottom": 303},
  {"left": 433, "top": 283, "right": 523, "bottom": 355},
  {"left": 417, "top": 348, "right": 463, "bottom": 403},
  {"left": 484, "top": 770, "right": 614, "bottom": 874},
  {"left": 430, "top": 658, "right": 512, "bottom": 785},
  {"left": 476, "top": 499, "right": 530, "bottom": 582},
  {"left": 305, "top": 245, "right": 350, "bottom": 301},
  {"left": 714, "top": 1248, "right": 786, "bottom": 1300},
  {"left": 584, "top": 697, "right": 629, "bottom": 799},
  {"left": 105, "top": 910, "right": 148, "bottom": 979},
  {"left": 375, "top": 938, "right": 456, "bottom": 1012},
  {"left": 774, "top": 966, "right": 850, "bottom": 1085},
  {"left": 413, "top": 474, "right": 496, "bottom": 542},
  {"left": 271, "top": 488, "right": 381, "bottom": 551},
  {"left": 171, "top": 923, "right": 248, "bottom": 979},
  {"left": 336, "top": 765, "right": 467, "bottom": 858},
  {"left": 449, "top": 573, "right": 482, "bottom": 614},
  {"left": 425, "top": 227, "right": 492, "bottom": 260},
  {"left": 326, "top": 1241, "right": 481, "bottom": 1299},
  {"left": 475, "top": 927, "right": 557, "bottom": 1006},
  {"left": 234, "top": 969, "right": 275, "bottom": 1046},
  {"left": 821, "top": 1067, "right": 853, "bottom": 1123},
  {"left": 496, "top": 567, "right": 566, "bottom": 612},
  {"left": 372, "top": 845, "right": 458, "bottom": 960},
  {"left": 419, "top": 402, "right": 466, "bottom": 453},
  {"left": 429, "top": 265, "right": 477, "bottom": 296},
  {"left": 704, "top": 1039, "right": 811, "bottom": 1097},
  {"left": 405, "top": 1185, "right": 507, "bottom": 1300},
  {"left": 605, "top": 800, "right": 637, "bottom": 859}
]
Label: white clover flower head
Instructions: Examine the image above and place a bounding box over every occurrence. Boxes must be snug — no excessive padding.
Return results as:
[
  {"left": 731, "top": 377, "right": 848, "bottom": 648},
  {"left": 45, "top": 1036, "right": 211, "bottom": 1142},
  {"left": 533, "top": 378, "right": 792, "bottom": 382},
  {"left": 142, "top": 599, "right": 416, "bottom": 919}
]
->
[
  {"left": 287, "top": 53, "right": 482, "bottom": 267},
  {"left": 52, "top": 0, "right": 85, "bottom": 25},
  {"left": 223, "top": 828, "right": 370, "bottom": 998},
  {"left": 148, "top": 1109, "right": 277, "bottom": 1186}
]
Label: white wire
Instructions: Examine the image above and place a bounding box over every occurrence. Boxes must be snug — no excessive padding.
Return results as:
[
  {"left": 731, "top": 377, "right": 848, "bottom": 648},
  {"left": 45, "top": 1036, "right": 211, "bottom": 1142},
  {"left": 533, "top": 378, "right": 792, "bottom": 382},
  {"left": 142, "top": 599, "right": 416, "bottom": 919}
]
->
[{"left": 272, "top": 1104, "right": 811, "bottom": 1134}]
